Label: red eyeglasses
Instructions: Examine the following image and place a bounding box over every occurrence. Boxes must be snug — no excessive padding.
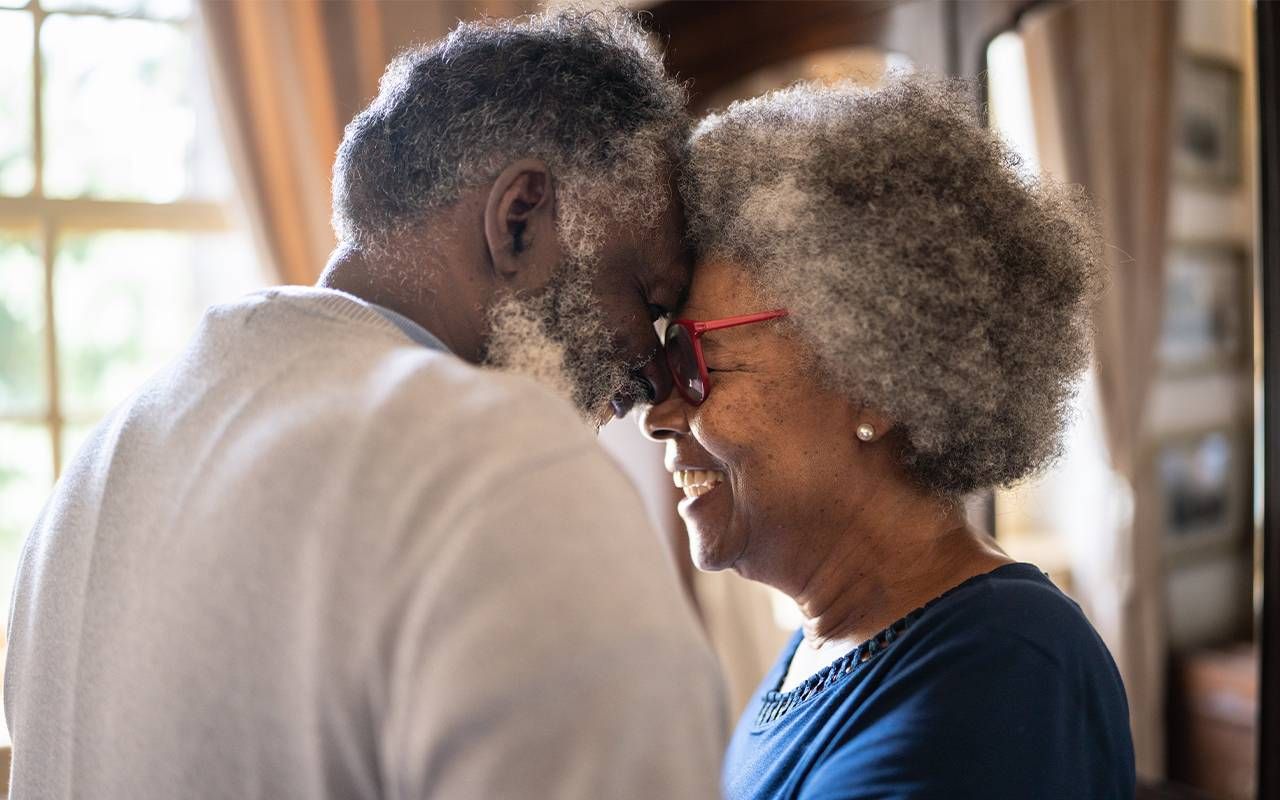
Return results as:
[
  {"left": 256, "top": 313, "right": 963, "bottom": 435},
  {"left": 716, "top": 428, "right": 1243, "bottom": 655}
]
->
[{"left": 663, "top": 309, "right": 789, "bottom": 405}]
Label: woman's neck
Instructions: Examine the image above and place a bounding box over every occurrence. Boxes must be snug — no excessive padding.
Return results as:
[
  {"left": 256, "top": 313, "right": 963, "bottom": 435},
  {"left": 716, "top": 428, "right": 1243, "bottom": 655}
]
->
[{"left": 786, "top": 494, "right": 1011, "bottom": 651}]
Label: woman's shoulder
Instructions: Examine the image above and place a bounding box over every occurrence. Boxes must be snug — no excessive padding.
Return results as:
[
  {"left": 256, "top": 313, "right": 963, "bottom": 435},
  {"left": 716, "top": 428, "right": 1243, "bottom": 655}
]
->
[
  {"left": 903, "top": 562, "right": 1117, "bottom": 674},
  {"left": 782, "top": 564, "right": 1134, "bottom": 799}
]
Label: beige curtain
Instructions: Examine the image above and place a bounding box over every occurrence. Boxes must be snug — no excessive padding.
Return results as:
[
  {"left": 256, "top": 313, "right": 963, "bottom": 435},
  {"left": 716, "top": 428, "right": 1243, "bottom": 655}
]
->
[
  {"left": 1022, "top": 0, "right": 1177, "bottom": 779},
  {"left": 693, "top": 571, "right": 796, "bottom": 722},
  {"left": 199, "top": 0, "right": 532, "bottom": 285}
]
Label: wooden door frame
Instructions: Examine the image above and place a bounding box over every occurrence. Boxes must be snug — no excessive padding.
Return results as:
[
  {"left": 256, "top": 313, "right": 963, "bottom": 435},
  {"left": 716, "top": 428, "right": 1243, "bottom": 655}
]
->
[{"left": 1256, "top": 2, "right": 1279, "bottom": 797}]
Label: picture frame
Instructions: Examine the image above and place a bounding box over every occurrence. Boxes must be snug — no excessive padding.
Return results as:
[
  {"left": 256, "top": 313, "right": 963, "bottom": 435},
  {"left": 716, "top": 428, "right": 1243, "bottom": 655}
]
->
[
  {"left": 1157, "top": 245, "right": 1248, "bottom": 374},
  {"left": 1154, "top": 426, "right": 1249, "bottom": 564},
  {"left": 1174, "top": 55, "right": 1242, "bottom": 186}
]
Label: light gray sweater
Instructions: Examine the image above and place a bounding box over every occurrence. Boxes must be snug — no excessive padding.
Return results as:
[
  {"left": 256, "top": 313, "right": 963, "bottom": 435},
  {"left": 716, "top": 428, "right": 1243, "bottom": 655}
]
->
[{"left": 5, "top": 287, "right": 725, "bottom": 799}]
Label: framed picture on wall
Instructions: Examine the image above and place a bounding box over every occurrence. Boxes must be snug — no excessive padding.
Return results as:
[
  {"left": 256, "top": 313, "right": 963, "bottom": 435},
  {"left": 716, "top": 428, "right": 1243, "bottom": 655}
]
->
[
  {"left": 1155, "top": 426, "right": 1248, "bottom": 562},
  {"left": 1174, "top": 55, "right": 1242, "bottom": 185},
  {"left": 1157, "top": 245, "right": 1248, "bottom": 373}
]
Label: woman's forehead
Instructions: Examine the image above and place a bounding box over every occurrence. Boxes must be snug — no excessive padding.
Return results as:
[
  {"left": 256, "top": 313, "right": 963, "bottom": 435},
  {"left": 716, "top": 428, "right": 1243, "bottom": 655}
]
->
[{"left": 678, "top": 259, "right": 761, "bottom": 319}]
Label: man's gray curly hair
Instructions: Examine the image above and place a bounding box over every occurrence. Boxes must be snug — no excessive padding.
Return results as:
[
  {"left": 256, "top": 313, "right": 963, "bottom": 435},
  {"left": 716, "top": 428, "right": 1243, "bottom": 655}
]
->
[
  {"left": 331, "top": 8, "right": 688, "bottom": 256},
  {"left": 682, "top": 75, "right": 1103, "bottom": 496}
]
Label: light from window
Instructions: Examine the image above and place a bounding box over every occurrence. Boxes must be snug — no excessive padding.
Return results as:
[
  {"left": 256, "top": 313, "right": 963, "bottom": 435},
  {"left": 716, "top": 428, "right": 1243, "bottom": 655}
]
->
[
  {"left": 0, "top": 10, "right": 35, "bottom": 195},
  {"left": 987, "top": 31, "right": 1041, "bottom": 181}
]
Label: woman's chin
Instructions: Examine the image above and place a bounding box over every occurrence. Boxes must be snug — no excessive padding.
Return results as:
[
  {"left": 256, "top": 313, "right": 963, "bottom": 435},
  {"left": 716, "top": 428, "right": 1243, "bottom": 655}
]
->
[
  {"left": 686, "top": 514, "right": 737, "bottom": 570},
  {"left": 690, "top": 546, "right": 735, "bottom": 573},
  {"left": 680, "top": 483, "right": 732, "bottom": 558}
]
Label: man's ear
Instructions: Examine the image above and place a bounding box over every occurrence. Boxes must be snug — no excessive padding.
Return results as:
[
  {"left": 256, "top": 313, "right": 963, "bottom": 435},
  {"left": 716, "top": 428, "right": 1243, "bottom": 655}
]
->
[{"left": 483, "top": 158, "right": 561, "bottom": 290}]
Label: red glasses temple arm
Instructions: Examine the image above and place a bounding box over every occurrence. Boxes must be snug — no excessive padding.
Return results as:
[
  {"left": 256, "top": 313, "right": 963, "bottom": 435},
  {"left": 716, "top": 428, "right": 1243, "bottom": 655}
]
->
[{"left": 684, "top": 310, "right": 789, "bottom": 335}]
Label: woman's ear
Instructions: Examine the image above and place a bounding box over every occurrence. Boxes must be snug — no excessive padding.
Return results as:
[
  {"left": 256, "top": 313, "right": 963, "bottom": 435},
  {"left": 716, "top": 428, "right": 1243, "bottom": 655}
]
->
[{"left": 483, "top": 158, "right": 562, "bottom": 291}]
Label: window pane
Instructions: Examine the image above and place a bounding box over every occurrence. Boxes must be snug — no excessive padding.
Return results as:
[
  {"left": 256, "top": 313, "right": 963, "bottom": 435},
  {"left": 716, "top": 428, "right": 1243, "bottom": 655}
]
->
[
  {"left": 0, "top": 422, "right": 53, "bottom": 619},
  {"left": 55, "top": 230, "right": 263, "bottom": 418},
  {"left": 0, "top": 420, "right": 52, "bottom": 747},
  {"left": 40, "top": 0, "right": 190, "bottom": 20},
  {"left": 42, "top": 14, "right": 193, "bottom": 201},
  {"left": 60, "top": 419, "right": 95, "bottom": 472},
  {"left": 0, "top": 233, "right": 46, "bottom": 416},
  {"left": 0, "top": 10, "right": 35, "bottom": 195},
  {"left": 986, "top": 32, "right": 1040, "bottom": 180}
]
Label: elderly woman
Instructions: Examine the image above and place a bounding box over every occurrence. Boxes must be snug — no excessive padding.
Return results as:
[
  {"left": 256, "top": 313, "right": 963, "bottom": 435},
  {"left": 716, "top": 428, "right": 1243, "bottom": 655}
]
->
[{"left": 641, "top": 77, "right": 1134, "bottom": 799}]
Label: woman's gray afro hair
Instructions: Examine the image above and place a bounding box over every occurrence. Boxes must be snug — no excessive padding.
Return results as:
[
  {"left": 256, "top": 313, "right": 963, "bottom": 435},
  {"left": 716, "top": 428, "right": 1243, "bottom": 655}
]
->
[{"left": 682, "top": 75, "right": 1103, "bottom": 495}]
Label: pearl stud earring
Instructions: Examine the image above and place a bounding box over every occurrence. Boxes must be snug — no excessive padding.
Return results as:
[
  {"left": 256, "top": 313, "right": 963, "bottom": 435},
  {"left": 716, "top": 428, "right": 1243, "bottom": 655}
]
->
[{"left": 856, "top": 423, "right": 875, "bottom": 442}]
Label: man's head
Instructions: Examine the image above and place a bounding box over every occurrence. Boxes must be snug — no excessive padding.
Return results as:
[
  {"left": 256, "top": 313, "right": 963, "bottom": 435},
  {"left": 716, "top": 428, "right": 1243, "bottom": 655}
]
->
[{"left": 326, "top": 9, "right": 692, "bottom": 426}]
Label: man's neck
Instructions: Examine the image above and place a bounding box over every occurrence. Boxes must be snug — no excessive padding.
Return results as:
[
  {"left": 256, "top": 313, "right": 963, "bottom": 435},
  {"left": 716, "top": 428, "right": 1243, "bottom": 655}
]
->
[{"left": 318, "top": 245, "right": 483, "bottom": 363}]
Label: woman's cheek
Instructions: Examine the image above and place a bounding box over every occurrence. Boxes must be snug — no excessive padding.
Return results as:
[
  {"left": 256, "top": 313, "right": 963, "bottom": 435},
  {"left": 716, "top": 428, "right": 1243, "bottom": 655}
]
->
[{"left": 691, "top": 403, "right": 756, "bottom": 470}]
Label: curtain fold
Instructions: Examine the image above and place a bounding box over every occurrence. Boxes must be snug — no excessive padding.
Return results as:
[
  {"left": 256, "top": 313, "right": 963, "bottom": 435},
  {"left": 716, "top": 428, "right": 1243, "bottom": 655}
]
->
[
  {"left": 199, "top": 0, "right": 532, "bottom": 285},
  {"left": 1021, "top": 0, "right": 1177, "bottom": 779}
]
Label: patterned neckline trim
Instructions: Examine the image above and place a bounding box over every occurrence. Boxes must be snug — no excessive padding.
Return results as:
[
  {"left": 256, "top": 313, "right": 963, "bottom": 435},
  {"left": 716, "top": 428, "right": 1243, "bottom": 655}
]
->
[
  {"left": 753, "top": 564, "right": 1031, "bottom": 727},
  {"left": 754, "top": 609, "right": 923, "bottom": 727}
]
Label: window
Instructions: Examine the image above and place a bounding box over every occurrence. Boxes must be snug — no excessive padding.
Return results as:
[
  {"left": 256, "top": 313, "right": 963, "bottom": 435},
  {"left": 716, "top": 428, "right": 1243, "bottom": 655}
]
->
[
  {"left": 0, "top": 0, "right": 266, "bottom": 742},
  {"left": 986, "top": 31, "right": 1116, "bottom": 596}
]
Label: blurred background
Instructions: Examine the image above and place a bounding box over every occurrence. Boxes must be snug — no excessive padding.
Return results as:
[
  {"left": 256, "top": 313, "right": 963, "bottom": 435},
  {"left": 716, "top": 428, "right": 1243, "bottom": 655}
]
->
[{"left": 0, "top": 0, "right": 1272, "bottom": 798}]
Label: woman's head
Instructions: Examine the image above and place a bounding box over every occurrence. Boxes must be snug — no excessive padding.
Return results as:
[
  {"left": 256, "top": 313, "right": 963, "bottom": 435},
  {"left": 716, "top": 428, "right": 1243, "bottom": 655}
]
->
[
  {"left": 675, "top": 75, "right": 1101, "bottom": 496},
  {"left": 643, "top": 75, "right": 1101, "bottom": 578}
]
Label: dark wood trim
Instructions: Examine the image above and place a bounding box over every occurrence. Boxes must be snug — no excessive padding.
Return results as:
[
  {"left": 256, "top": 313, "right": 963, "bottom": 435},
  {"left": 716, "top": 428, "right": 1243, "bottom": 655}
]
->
[
  {"left": 644, "top": 0, "right": 895, "bottom": 110},
  {"left": 944, "top": 0, "right": 961, "bottom": 77},
  {"left": 954, "top": 0, "right": 1040, "bottom": 79},
  {"left": 644, "top": 0, "right": 1042, "bottom": 114},
  {"left": 1258, "top": 2, "right": 1280, "bottom": 797}
]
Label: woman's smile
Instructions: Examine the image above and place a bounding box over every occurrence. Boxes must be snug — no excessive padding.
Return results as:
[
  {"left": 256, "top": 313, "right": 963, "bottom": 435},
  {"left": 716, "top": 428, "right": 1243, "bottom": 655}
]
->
[
  {"left": 672, "top": 468, "right": 726, "bottom": 498},
  {"left": 672, "top": 466, "right": 729, "bottom": 521}
]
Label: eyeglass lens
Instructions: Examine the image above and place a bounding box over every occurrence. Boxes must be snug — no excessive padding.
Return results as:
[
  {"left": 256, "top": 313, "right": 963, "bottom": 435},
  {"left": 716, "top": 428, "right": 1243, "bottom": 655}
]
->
[{"left": 664, "top": 323, "right": 706, "bottom": 403}]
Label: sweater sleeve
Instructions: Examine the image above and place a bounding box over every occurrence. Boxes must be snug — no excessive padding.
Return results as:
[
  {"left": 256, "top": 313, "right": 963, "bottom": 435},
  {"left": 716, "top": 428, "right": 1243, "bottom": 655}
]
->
[{"left": 380, "top": 435, "right": 727, "bottom": 800}]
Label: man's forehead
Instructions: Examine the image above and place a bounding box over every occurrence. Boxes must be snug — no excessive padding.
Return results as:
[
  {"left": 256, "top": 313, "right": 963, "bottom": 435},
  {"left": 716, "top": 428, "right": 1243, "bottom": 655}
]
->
[
  {"left": 663, "top": 243, "right": 695, "bottom": 302},
  {"left": 645, "top": 202, "right": 695, "bottom": 294}
]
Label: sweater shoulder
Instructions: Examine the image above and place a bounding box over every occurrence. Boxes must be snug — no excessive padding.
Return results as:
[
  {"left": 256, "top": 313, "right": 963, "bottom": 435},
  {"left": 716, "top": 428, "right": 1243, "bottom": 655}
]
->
[{"left": 202, "top": 287, "right": 592, "bottom": 451}]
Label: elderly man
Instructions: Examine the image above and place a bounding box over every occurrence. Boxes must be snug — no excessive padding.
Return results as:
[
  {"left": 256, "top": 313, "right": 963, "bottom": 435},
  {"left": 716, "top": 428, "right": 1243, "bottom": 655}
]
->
[{"left": 5, "top": 10, "right": 724, "bottom": 799}]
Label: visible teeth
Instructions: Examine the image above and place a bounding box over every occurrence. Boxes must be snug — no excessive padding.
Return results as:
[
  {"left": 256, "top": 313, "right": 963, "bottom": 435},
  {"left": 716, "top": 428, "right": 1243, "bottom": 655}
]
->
[{"left": 672, "top": 469, "right": 726, "bottom": 492}]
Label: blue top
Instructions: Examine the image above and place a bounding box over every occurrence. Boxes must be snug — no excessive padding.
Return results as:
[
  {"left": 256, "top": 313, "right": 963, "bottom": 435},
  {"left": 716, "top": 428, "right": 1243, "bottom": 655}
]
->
[{"left": 723, "top": 563, "right": 1134, "bottom": 800}]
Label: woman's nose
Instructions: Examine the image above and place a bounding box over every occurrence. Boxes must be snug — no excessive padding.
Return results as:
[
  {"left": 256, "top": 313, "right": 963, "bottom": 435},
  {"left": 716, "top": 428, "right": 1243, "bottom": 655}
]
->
[{"left": 640, "top": 390, "right": 689, "bottom": 442}]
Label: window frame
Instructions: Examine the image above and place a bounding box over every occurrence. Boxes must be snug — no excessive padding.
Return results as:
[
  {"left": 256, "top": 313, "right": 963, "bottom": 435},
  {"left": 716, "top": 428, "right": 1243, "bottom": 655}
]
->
[{"left": 0, "top": 0, "right": 235, "bottom": 477}]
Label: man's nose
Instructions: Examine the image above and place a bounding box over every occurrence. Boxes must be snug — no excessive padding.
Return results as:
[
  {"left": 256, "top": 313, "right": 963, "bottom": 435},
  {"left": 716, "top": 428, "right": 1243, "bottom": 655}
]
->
[{"left": 635, "top": 355, "right": 673, "bottom": 406}]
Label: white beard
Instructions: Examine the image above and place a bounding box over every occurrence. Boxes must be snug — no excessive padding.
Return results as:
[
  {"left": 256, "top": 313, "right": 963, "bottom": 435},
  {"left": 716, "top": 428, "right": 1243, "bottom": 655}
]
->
[
  {"left": 483, "top": 292, "right": 578, "bottom": 410},
  {"left": 482, "top": 258, "right": 636, "bottom": 430}
]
